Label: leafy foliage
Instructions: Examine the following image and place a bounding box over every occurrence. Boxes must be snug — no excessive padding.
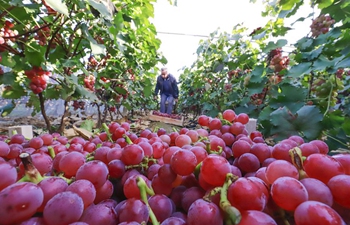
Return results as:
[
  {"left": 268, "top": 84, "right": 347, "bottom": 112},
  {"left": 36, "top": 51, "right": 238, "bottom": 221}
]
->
[{"left": 178, "top": 1, "right": 350, "bottom": 149}]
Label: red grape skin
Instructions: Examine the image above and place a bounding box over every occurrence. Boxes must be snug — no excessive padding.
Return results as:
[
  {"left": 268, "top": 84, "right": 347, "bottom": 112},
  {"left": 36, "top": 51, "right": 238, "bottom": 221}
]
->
[
  {"left": 175, "top": 134, "right": 192, "bottom": 147},
  {"left": 18, "top": 217, "right": 46, "bottom": 225},
  {"left": 152, "top": 174, "right": 173, "bottom": 196},
  {"left": 37, "top": 177, "right": 68, "bottom": 211},
  {"left": 161, "top": 217, "right": 186, "bottom": 225},
  {"left": 158, "top": 164, "right": 177, "bottom": 184},
  {"left": 333, "top": 154, "right": 350, "bottom": 175},
  {"left": 327, "top": 174, "right": 350, "bottom": 208},
  {"left": 170, "top": 149, "right": 197, "bottom": 176},
  {"left": 250, "top": 143, "right": 271, "bottom": 163},
  {"left": 0, "top": 182, "right": 44, "bottom": 225},
  {"left": 0, "top": 141, "right": 10, "bottom": 157},
  {"left": 237, "top": 153, "right": 260, "bottom": 173},
  {"left": 299, "top": 142, "right": 319, "bottom": 157},
  {"left": 238, "top": 210, "right": 277, "bottom": 225},
  {"left": 181, "top": 186, "right": 206, "bottom": 212},
  {"left": 43, "top": 191, "right": 84, "bottom": 225},
  {"left": 294, "top": 201, "right": 345, "bottom": 225},
  {"left": 75, "top": 160, "right": 109, "bottom": 189},
  {"left": 123, "top": 174, "right": 150, "bottom": 199},
  {"left": 222, "top": 109, "right": 236, "bottom": 122},
  {"left": 265, "top": 160, "right": 299, "bottom": 185},
  {"left": 118, "top": 198, "right": 150, "bottom": 224},
  {"left": 120, "top": 144, "right": 145, "bottom": 166},
  {"left": 309, "top": 140, "right": 329, "bottom": 154},
  {"left": 170, "top": 185, "right": 187, "bottom": 209},
  {"left": 187, "top": 199, "right": 223, "bottom": 225},
  {"left": 0, "top": 162, "right": 17, "bottom": 191},
  {"left": 303, "top": 153, "right": 345, "bottom": 184},
  {"left": 149, "top": 194, "right": 175, "bottom": 222},
  {"left": 66, "top": 179, "right": 96, "bottom": 209},
  {"left": 59, "top": 151, "right": 85, "bottom": 177},
  {"left": 271, "top": 142, "right": 293, "bottom": 162},
  {"left": 299, "top": 178, "right": 333, "bottom": 206},
  {"left": 228, "top": 177, "right": 268, "bottom": 211},
  {"left": 270, "top": 177, "right": 308, "bottom": 211},
  {"left": 200, "top": 154, "right": 231, "bottom": 187},
  {"left": 108, "top": 159, "right": 126, "bottom": 179},
  {"left": 231, "top": 139, "right": 251, "bottom": 158},
  {"left": 79, "top": 204, "right": 117, "bottom": 225}
]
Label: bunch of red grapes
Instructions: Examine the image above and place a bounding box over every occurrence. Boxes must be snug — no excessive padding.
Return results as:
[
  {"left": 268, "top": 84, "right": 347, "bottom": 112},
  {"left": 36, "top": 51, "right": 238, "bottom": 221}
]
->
[
  {"left": 72, "top": 100, "right": 86, "bottom": 110},
  {"left": 33, "top": 25, "right": 52, "bottom": 47},
  {"left": 0, "top": 108, "right": 349, "bottom": 225},
  {"left": 268, "top": 48, "right": 290, "bottom": 73},
  {"left": 84, "top": 75, "right": 96, "bottom": 91},
  {"left": 25, "top": 66, "right": 51, "bottom": 94},
  {"left": 310, "top": 14, "right": 335, "bottom": 37},
  {"left": 153, "top": 111, "right": 182, "bottom": 120},
  {"left": 250, "top": 87, "right": 268, "bottom": 105},
  {"left": 0, "top": 20, "right": 18, "bottom": 45}
]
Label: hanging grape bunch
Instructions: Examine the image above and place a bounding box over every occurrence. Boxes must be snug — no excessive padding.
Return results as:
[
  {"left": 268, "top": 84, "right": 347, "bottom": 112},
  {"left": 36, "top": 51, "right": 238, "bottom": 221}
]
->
[
  {"left": 268, "top": 48, "right": 290, "bottom": 74},
  {"left": 312, "top": 74, "right": 344, "bottom": 108},
  {"left": 25, "top": 66, "right": 52, "bottom": 94},
  {"left": 310, "top": 14, "right": 335, "bottom": 38}
]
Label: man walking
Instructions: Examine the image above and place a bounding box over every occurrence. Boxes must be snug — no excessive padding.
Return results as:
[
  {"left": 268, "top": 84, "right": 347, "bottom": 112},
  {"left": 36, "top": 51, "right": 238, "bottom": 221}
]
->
[{"left": 154, "top": 67, "right": 179, "bottom": 114}]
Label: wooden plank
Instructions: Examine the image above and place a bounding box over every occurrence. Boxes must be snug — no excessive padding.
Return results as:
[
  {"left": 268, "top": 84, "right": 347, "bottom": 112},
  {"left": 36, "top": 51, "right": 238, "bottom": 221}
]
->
[{"left": 148, "top": 112, "right": 184, "bottom": 126}]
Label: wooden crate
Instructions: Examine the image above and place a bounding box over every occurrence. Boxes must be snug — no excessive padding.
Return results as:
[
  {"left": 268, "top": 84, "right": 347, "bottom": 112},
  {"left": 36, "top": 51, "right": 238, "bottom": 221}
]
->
[{"left": 148, "top": 111, "right": 184, "bottom": 126}]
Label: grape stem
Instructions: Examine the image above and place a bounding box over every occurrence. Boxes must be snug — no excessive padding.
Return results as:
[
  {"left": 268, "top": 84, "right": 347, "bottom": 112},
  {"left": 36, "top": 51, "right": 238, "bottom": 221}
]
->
[
  {"left": 323, "top": 80, "right": 333, "bottom": 116},
  {"left": 220, "top": 173, "right": 241, "bottom": 225},
  {"left": 203, "top": 186, "right": 222, "bottom": 202},
  {"left": 123, "top": 134, "right": 133, "bottom": 145},
  {"left": 136, "top": 177, "right": 159, "bottom": 225},
  {"left": 102, "top": 123, "right": 113, "bottom": 142},
  {"left": 289, "top": 147, "right": 307, "bottom": 179},
  {"left": 18, "top": 153, "right": 44, "bottom": 184},
  {"left": 48, "top": 146, "right": 55, "bottom": 159}
]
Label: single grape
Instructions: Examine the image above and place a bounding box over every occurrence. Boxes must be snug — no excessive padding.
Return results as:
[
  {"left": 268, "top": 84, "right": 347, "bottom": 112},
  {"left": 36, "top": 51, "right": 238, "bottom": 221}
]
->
[
  {"left": 0, "top": 162, "right": 17, "bottom": 191},
  {"left": 66, "top": 179, "right": 96, "bottom": 209},
  {"left": 231, "top": 139, "right": 251, "bottom": 158},
  {"left": 79, "top": 204, "right": 117, "bottom": 225},
  {"left": 118, "top": 198, "right": 149, "bottom": 224},
  {"left": 222, "top": 109, "right": 236, "bottom": 122},
  {"left": 271, "top": 177, "right": 308, "bottom": 211},
  {"left": 59, "top": 151, "right": 86, "bottom": 177},
  {"left": 170, "top": 149, "right": 197, "bottom": 176},
  {"left": 265, "top": 160, "right": 299, "bottom": 184},
  {"left": 327, "top": 174, "right": 350, "bottom": 208},
  {"left": 228, "top": 177, "right": 268, "bottom": 211},
  {"left": 120, "top": 144, "right": 144, "bottom": 165},
  {"left": 294, "top": 201, "right": 345, "bottom": 225},
  {"left": 161, "top": 217, "right": 186, "bottom": 225},
  {"left": 149, "top": 194, "right": 175, "bottom": 222},
  {"left": 94, "top": 179, "right": 114, "bottom": 204},
  {"left": 300, "top": 178, "right": 333, "bottom": 206},
  {"left": 250, "top": 143, "right": 271, "bottom": 163},
  {"left": 237, "top": 153, "right": 260, "bottom": 173},
  {"left": 43, "top": 191, "right": 84, "bottom": 225},
  {"left": 303, "top": 153, "right": 345, "bottom": 184},
  {"left": 0, "top": 182, "right": 44, "bottom": 225},
  {"left": 333, "top": 154, "right": 350, "bottom": 175},
  {"left": 181, "top": 186, "right": 206, "bottom": 212},
  {"left": 75, "top": 160, "right": 109, "bottom": 189},
  {"left": 0, "top": 141, "right": 10, "bottom": 157},
  {"left": 187, "top": 199, "right": 223, "bottom": 225},
  {"left": 200, "top": 154, "right": 231, "bottom": 187},
  {"left": 108, "top": 159, "right": 126, "bottom": 179}
]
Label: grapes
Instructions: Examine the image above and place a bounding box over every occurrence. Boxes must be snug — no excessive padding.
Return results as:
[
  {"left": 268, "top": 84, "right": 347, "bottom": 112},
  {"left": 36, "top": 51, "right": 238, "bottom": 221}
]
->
[
  {"left": 43, "top": 191, "right": 84, "bottom": 225},
  {"left": 37, "top": 177, "right": 68, "bottom": 211},
  {"left": 228, "top": 177, "right": 268, "bottom": 211},
  {"left": 170, "top": 149, "right": 197, "bottom": 176},
  {"left": 310, "top": 14, "right": 335, "bottom": 37},
  {"left": 200, "top": 154, "right": 231, "bottom": 186},
  {"left": 79, "top": 204, "right": 117, "bottom": 225},
  {"left": 271, "top": 177, "right": 308, "bottom": 211},
  {"left": 76, "top": 160, "right": 109, "bottom": 189},
  {"left": 59, "top": 151, "right": 86, "bottom": 177},
  {"left": 0, "top": 162, "right": 17, "bottom": 191},
  {"left": 66, "top": 179, "right": 96, "bottom": 209},
  {"left": 239, "top": 210, "right": 277, "bottom": 225},
  {"left": 0, "top": 141, "right": 10, "bottom": 156},
  {"left": 117, "top": 198, "right": 150, "bottom": 224},
  {"left": 294, "top": 201, "right": 345, "bottom": 225},
  {"left": 187, "top": 199, "right": 223, "bottom": 225},
  {"left": 120, "top": 144, "right": 145, "bottom": 165},
  {"left": 222, "top": 109, "right": 236, "bottom": 122},
  {"left": 0, "top": 183, "right": 42, "bottom": 224},
  {"left": 327, "top": 174, "right": 350, "bottom": 208},
  {"left": 265, "top": 160, "right": 299, "bottom": 184},
  {"left": 303, "top": 153, "right": 345, "bottom": 184},
  {"left": 300, "top": 178, "right": 333, "bottom": 206},
  {"left": 149, "top": 194, "right": 175, "bottom": 222}
]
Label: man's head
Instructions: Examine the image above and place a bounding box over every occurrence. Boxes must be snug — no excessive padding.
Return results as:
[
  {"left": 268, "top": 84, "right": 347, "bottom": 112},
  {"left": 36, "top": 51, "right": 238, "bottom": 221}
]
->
[{"left": 161, "top": 67, "right": 168, "bottom": 78}]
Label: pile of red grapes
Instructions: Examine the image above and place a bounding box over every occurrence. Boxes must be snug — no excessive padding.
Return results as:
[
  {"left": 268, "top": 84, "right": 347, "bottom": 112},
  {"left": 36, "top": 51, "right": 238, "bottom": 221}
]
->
[
  {"left": 268, "top": 48, "right": 290, "bottom": 73},
  {"left": 152, "top": 111, "right": 182, "bottom": 120},
  {"left": 0, "top": 108, "right": 349, "bottom": 225},
  {"left": 25, "top": 66, "right": 51, "bottom": 94},
  {"left": 310, "top": 14, "right": 335, "bottom": 37}
]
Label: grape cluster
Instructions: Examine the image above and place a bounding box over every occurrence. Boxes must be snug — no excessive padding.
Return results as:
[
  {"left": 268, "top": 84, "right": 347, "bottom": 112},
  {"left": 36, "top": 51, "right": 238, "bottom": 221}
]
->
[
  {"left": 312, "top": 76, "right": 345, "bottom": 108},
  {"left": 227, "top": 68, "right": 252, "bottom": 80},
  {"left": 84, "top": 75, "right": 96, "bottom": 91},
  {"left": 153, "top": 111, "right": 182, "bottom": 120},
  {"left": 250, "top": 87, "right": 268, "bottom": 105},
  {"left": 0, "top": 109, "right": 349, "bottom": 225},
  {"left": 268, "top": 48, "right": 290, "bottom": 73},
  {"left": 72, "top": 100, "right": 86, "bottom": 110},
  {"left": 33, "top": 26, "right": 54, "bottom": 47},
  {"left": 310, "top": 14, "right": 335, "bottom": 37},
  {"left": 0, "top": 20, "right": 18, "bottom": 45},
  {"left": 25, "top": 66, "right": 51, "bottom": 94}
]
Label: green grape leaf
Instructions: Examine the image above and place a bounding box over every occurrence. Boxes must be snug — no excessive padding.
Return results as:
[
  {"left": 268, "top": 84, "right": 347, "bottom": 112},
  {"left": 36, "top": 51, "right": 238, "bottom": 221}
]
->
[
  {"left": 286, "top": 62, "right": 312, "bottom": 78},
  {"left": 270, "top": 106, "right": 323, "bottom": 141},
  {"left": 315, "top": 0, "right": 334, "bottom": 9},
  {"left": 80, "top": 119, "right": 95, "bottom": 132},
  {"left": 0, "top": 101, "right": 15, "bottom": 117}
]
